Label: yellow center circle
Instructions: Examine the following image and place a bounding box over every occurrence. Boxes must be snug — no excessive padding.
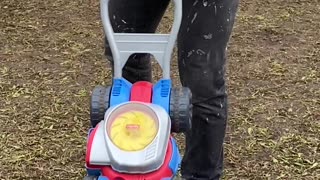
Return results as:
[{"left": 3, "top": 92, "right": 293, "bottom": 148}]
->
[{"left": 109, "top": 110, "right": 158, "bottom": 151}]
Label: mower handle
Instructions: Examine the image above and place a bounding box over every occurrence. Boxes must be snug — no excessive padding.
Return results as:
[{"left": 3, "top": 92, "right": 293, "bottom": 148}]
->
[{"left": 100, "top": 0, "right": 182, "bottom": 79}]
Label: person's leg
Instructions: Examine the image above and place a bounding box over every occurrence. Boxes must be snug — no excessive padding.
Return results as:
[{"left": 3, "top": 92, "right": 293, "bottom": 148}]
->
[
  {"left": 105, "top": 0, "right": 170, "bottom": 83},
  {"left": 178, "top": 0, "right": 239, "bottom": 179}
]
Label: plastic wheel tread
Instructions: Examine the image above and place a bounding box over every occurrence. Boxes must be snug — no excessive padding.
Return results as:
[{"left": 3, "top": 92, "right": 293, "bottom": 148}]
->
[
  {"left": 90, "top": 86, "right": 111, "bottom": 127},
  {"left": 169, "top": 87, "right": 192, "bottom": 133}
]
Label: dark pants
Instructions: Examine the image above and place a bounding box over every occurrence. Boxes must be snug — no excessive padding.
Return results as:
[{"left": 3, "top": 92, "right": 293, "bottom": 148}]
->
[{"left": 105, "top": 0, "right": 239, "bottom": 179}]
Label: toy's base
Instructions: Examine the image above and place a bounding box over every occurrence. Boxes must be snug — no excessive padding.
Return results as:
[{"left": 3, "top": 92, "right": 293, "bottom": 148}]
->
[
  {"left": 84, "top": 176, "right": 178, "bottom": 180},
  {"left": 86, "top": 79, "right": 188, "bottom": 180},
  {"left": 85, "top": 137, "right": 180, "bottom": 180}
]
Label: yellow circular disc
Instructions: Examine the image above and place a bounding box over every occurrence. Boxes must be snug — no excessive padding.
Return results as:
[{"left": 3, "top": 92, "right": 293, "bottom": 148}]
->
[{"left": 109, "top": 110, "right": 158, "bottom": 151}]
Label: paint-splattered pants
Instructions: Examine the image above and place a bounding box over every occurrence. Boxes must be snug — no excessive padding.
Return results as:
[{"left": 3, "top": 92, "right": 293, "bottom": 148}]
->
[{"left": 104, "top": 0, "right": 239, "bottom": 179}]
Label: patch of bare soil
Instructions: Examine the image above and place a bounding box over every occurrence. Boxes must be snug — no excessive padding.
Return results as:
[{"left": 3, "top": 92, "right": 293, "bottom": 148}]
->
[{"left": 0, "top": 0, "right": 319, "bottom": 179}]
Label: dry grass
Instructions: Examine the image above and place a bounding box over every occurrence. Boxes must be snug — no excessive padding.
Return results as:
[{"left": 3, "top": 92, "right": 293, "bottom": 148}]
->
[{"left": 0, "top": 0, "right": 319, "bottom": 179}]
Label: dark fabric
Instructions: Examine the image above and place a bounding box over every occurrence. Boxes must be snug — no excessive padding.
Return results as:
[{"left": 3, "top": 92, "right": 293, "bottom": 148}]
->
[{"left": 105, "top": 0, "right": 239, "bottom": 179}]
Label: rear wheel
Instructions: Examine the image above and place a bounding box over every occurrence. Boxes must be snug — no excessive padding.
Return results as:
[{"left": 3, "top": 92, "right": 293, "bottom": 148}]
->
[{"left": 90, "top": 86, "right": 111, "bottom": 127}]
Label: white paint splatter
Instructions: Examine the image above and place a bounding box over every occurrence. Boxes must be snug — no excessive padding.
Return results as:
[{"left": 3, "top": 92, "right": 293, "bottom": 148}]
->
[
  {"left": 214, "top": 5, "right": 217, "bottom": 15},
  {"left": 203, "top": 33, "right": 213, "bottom": 39},
  {"left": 187, "top": 50, "right": 195, "bottom": 57},
  {"left": 203, "top": 70, "right": 208, "bottom": 76},
  {"left": 206, "top": 51, "right": 211, "bottom": 62},
  {"left": 203, "top": 0, "right": 208, "bottom": 7},
  {"left": 193, "top": 0, "right": 199, "bottom": 6},
  {"left": 132, "top": 54, "right": 137, "bottom": 59},
  {"left": 208, "top": 2, "right": 215, "bottom": 7},
  {"left": 191, "top": 13, "right": 198, "bottom": 24},
  {"left": 182, "top": 58, "right": 186, "bottom": 66},
  {"left": 196, "top": 49, "right": 205, "bottom": 55}
]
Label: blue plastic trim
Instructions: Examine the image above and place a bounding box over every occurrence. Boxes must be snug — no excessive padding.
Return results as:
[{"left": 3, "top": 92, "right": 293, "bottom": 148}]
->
[
  {"left": 109, "top": 78, "right": 132, "bottom": 107},
  {"left": 152, "top": 79, "right": 171, "bottom": 113},
  {"left": 97, "top": 176, "right": 109, "bottom": 180},
  {"left": 86, "top": 169, "right": 101, "bottom": 176},
  {"left": 168, "top": 137, "right": 181, "bottom": 175}
]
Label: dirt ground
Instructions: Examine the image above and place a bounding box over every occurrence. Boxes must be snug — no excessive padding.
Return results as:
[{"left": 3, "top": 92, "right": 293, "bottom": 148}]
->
[{"left": 0, "top": 0, "right": 319, "bottom": 179}]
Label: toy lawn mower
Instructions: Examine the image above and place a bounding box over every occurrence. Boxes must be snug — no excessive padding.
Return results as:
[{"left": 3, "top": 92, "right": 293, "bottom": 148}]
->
[{"left": 84, "top": 0, "right": 192, "bottom": 179}]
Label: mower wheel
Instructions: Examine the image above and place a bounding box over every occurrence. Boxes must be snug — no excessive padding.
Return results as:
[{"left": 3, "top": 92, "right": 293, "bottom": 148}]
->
[
  {"left": 90, "top": 85, "right": 111, "bottom": 128},
  {"left": 170, "top": 87, "right": 192, "bottom": 133}
]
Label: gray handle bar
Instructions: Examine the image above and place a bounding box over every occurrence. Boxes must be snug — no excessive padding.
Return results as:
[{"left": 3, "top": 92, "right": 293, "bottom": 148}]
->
[{"left": 100, "top": 0, "right": 182, "bottom": 79}]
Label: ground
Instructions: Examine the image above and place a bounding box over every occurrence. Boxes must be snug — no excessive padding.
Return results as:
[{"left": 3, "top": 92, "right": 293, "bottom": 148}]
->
[{"left": 0, "top": 0, "right": 319, "bottom": 179}]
